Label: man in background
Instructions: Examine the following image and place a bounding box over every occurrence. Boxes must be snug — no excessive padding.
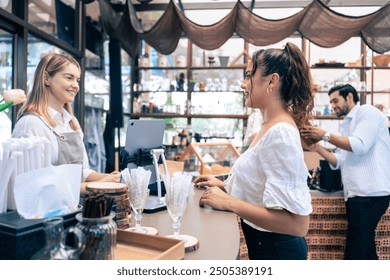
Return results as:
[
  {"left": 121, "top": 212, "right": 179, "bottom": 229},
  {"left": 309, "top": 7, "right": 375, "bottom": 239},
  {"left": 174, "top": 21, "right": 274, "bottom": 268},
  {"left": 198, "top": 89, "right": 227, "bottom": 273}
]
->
[{"left": 300, "top": 83, "right": 390, "bottom": 260}]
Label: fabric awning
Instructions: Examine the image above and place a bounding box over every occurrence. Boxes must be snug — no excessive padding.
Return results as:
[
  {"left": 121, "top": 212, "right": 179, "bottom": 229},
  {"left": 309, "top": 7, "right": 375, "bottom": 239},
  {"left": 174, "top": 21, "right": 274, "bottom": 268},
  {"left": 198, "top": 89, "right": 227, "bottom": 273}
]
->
[{"left": 98, "top": 0, "right": 390, "bottom": 57}]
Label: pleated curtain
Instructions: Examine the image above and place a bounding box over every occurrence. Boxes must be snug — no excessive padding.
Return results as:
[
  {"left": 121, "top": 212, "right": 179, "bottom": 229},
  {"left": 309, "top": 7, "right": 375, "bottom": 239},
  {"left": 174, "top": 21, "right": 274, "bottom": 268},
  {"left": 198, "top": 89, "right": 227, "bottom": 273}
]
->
[{"left": 97, "top": 0, "right": 390, "bottom": 57}]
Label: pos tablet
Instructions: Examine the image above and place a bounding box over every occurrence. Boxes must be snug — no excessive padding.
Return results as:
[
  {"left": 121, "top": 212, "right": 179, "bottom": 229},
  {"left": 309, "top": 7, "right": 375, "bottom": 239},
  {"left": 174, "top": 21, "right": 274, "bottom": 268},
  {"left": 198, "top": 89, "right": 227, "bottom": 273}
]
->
[{"left": 121, "top": 119, "right": 167, "bottom": 213}]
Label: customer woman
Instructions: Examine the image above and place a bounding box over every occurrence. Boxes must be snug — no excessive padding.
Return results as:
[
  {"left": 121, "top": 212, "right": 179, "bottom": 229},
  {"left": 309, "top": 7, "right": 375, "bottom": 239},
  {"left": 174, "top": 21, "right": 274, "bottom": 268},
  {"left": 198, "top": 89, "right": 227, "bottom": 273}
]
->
[
  {"left": 195, "top": 42, "right": 314, "bottom": 260},
  {"left": 12, "top": 53, "right": 119, "bottom": 183}
]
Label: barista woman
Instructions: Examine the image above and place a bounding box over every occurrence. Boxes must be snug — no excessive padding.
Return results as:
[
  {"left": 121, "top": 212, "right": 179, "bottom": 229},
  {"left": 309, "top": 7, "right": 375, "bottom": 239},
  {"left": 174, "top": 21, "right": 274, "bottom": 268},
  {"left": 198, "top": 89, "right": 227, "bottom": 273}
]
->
[
  {"left": 195, "top": 43, "right": 314, "bottom": 260},
  {"left": 12, "top": 53, "right": 119, "bottom": 183}
]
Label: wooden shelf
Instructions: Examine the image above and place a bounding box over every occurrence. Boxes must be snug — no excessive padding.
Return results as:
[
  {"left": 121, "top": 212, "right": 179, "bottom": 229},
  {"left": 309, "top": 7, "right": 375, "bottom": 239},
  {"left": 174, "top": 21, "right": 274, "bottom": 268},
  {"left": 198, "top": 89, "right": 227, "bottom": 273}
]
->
[
  {"left": 311, "top": 65, "right": 390, "bottom": 70},
  {"left": 369, "top": 66, "right": 390, "bottom": 70},
  {"left": 130, "top": 113, "right": 248, "bottom": 119},
  {"left": 137, "top": 66, "right": 245, "bottom": 70},
  {"left": 190, "top": 66, "right": 245, "bottom": 70},
  {"left": 365, "top": 91, "right": 390, "bottom": 94},
  {"left": 137, "top": 66, "right": 187, "bottom": 70},
  {"left": 311, "top": 66, "right": 370, "bottom": 70},
  {"left": 134, "top": 90, "right": 243, "bottom": 94},
  {"left": 134, "top": 90, "right": 187, "bottom": 93},
  {"left": 313, "top": 115, "right": 343, "bottom": 120},
  {"left": 315, "top": 90, "right": 390, "bottom": 94}
]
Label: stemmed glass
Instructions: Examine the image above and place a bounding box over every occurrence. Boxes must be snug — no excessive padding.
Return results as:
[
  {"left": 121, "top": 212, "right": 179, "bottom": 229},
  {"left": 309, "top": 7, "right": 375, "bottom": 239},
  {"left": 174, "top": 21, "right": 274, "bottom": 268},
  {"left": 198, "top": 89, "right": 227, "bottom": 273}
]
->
[
  {"left": 165, "top": 188, "right": 187, "bottom": 239},
  {"left": 122, "top": 167, "right": 158, "bottom": 235},
  {"left": 164, "top": 173, "right": 198, "bottom": 252},
  {"left": 128, "top": 188, "right": 152, "bottom": 234}
]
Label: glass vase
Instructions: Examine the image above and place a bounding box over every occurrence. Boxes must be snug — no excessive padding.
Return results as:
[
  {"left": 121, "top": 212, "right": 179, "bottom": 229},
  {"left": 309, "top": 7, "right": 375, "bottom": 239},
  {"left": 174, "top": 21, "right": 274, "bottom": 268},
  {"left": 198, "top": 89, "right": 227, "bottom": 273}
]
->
[
  {"left": 31, "top": 217, "right": 85, "bottom": 260},
  {"left": 75, "top": 212, "right": 117, "bottom": 260}
]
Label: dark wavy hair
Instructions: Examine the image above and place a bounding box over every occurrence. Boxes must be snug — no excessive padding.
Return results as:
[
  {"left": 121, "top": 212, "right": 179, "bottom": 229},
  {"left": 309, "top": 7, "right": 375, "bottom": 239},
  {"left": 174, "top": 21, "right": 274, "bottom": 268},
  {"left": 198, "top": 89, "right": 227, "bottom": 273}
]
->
[
  {"left": 328, "top": 83, "right": 359, "bottom": 103},
  {"left": 251, "top": 42, "right": 314, "bottom": 129}
]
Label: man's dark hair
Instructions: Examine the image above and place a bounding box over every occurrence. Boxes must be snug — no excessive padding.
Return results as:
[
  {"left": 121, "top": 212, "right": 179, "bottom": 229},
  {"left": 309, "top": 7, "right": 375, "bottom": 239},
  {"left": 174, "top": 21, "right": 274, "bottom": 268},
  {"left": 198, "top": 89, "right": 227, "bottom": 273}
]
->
[{"left": 328, "top": 84, "right": 359, "bottom": 103}]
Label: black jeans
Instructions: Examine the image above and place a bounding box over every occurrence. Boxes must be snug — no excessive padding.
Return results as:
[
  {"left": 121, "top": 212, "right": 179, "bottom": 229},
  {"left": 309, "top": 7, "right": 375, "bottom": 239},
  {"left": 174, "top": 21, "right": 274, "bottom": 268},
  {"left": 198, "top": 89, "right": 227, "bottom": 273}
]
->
[
  {"left": 241, "top": 219, "right": 308, "bottom": 260},
  {"left": 344, "top": 195, "right": 390, "bottom": 260}
]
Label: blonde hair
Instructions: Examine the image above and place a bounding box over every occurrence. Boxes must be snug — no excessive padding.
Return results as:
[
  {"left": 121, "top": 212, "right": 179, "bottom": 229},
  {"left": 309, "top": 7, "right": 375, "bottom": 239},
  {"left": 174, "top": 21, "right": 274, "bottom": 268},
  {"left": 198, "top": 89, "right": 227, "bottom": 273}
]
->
[{"left": 18, "top": 53, "right": 81, "bottom": 130}]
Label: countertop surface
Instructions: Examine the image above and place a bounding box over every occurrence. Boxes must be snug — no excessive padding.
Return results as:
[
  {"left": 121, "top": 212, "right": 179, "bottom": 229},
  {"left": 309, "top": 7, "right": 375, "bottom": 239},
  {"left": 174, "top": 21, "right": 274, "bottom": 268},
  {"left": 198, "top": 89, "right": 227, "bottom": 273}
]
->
[
  {"left": 310, "top": 190, "right": 343, "bottom": 197},
  {"left": 133, "top": 187, "right": 241, "bottom": 260}
]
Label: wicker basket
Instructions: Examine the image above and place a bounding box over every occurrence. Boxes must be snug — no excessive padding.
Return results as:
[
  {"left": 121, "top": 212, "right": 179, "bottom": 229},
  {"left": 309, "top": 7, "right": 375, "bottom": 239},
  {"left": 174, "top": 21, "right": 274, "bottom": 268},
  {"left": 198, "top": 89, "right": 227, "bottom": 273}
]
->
[{"left": 373, "top": 54, "right": 390, "bottom": 67}]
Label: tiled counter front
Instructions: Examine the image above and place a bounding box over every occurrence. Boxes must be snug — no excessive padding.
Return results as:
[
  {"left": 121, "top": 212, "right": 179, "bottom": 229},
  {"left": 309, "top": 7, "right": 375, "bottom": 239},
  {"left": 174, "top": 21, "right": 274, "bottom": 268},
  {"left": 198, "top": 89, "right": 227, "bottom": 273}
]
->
[{"left": 308, "top": 192, "right": 390, "bottom": 260}]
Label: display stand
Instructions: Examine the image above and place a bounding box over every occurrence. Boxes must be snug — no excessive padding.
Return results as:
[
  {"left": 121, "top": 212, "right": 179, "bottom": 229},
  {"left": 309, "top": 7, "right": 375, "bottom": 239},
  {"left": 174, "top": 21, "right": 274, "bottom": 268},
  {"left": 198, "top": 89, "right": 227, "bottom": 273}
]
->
[
  {"left": 120, "top": 119, "right": 167, "bottom": 213},
  {"left": 144, "top": 148, "right": 168, "bottom": 213},
  {"left": 120, "top": 147, "right": 168, "bottom": 213}
]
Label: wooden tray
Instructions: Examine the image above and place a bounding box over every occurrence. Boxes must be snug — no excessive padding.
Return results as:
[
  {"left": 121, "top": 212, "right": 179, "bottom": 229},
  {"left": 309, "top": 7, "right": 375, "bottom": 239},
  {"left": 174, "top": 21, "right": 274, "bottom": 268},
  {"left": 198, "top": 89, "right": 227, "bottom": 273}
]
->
[{"left": 115, "top": 230, "right": 185, "bottom": 260}]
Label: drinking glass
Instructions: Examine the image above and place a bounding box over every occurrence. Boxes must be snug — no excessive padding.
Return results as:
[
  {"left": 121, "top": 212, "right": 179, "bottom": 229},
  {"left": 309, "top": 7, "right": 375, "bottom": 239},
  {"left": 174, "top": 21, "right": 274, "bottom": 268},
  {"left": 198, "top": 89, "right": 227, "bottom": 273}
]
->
[
  {"left": 129, "top": 188, "right": 147, "bottom": 232},
  {"left": 128, "top": 188, "right": 158, "bottom": 235},
  {"left": 164, "top": 172, "right": 198, "bottom": 252},
  {"left": 122, "top": 167, "right": 158, "bottom": 235},
  {"left": 31, "top": 217, "right": 85, "bottom": 260},
  {"left": 165, "top": 190, "right": 187, "bottom": 239}
]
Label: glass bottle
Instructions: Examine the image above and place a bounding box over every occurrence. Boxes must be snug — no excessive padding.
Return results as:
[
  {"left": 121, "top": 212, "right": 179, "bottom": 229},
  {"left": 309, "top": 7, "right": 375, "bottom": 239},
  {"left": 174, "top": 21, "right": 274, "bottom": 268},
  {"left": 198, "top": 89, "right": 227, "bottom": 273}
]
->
[
  {"left": 31, "top": 217, "right": 86, "bottom": 260},
  {"left": 75, "top": 212, "right": 117, "bottom": 260}
]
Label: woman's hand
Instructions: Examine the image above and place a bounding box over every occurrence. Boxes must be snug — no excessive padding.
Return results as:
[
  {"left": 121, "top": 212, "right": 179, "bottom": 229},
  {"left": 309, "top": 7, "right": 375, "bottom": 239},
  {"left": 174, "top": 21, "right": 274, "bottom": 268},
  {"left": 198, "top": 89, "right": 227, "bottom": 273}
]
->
[
  {"left": 193, "top": 175, "right": 224, "bottom": 189},
  {"left": 98, "top": 171, "right": 121, "bottom": 183},
  {"left": 86, "top": 171, "right": 121, "bottom": 183},
  {"left": 199, "top": 187, "right": 234, "bottom": 212}
]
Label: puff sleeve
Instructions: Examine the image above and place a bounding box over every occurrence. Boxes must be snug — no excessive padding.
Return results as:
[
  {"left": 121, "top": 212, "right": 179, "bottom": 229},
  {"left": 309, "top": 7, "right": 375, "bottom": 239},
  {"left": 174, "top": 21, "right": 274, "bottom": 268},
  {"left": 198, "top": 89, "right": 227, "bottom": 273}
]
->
[{"left": 258, "top": 125, "right": 312, "bottom": 215}]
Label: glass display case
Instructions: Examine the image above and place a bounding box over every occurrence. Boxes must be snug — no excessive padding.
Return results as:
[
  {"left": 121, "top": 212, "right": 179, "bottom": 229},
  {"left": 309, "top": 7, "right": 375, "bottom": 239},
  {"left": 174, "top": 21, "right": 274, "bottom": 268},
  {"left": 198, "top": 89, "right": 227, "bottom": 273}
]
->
[{"left": 178, "top": 142, "right": 240, "bottom": 175}]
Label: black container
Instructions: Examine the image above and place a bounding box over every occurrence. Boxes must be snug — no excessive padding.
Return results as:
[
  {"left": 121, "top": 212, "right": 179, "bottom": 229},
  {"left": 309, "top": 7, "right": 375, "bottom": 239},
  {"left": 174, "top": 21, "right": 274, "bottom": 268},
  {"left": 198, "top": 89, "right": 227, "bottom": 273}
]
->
[
  {"left": 319, "top": 160, "right": 343, "bottom": 192},
  {"left": 0, "top": 210, "right": 80, "bottom": 260}
]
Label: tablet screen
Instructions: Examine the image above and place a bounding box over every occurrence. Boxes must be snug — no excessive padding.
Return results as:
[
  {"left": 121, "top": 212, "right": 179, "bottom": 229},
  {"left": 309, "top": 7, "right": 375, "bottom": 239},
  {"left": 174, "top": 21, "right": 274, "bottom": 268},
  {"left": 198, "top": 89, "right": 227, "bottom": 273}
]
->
[
  {"left": 123, "top": 119, "right": 165, "bottom": 184},
  {"left": 124, "top": 119, "right": 165, "bottom": 156}
]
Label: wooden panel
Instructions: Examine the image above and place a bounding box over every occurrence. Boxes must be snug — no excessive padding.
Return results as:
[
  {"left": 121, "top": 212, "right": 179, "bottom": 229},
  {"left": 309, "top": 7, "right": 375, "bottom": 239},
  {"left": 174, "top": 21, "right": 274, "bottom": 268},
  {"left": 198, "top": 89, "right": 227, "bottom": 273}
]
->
[{"left": 159, "top": 160, "right": 184, "bottom": 177}]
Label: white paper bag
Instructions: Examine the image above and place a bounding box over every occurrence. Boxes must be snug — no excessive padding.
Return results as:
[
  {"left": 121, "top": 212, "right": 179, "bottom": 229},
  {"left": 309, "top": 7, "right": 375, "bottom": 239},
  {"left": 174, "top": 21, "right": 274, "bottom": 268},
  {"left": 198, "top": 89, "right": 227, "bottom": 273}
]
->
[{"left": 14, "top": 164, "right": 82, "bottom": 219}]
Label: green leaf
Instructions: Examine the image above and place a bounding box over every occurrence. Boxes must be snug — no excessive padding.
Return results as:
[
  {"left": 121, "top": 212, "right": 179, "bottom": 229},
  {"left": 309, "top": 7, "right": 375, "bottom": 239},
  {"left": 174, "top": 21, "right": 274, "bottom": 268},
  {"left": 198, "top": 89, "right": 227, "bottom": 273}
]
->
[{"left": 0, "top": 101, "right": 13, "bottom": 112}]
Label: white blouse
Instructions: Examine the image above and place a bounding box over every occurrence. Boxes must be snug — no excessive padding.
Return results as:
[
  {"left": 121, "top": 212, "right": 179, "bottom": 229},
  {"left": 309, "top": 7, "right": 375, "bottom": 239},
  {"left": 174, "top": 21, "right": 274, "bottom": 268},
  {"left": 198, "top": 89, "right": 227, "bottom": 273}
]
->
[{"left": 226, "top": 122, "right": 312, "bottom": 232}]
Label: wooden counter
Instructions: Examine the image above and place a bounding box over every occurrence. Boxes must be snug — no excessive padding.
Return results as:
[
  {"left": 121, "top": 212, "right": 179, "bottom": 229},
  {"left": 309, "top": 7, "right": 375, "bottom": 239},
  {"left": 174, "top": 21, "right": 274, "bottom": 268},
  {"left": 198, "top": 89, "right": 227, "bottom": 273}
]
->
[
  {"left": 134, "top": 187, "right": 241, "bottom": 260},
  {"left": 131, "top": 187, "right": 390, "bottom": 260},
  {"left": 308, "top": 190, "right": 390, "bottom": 260}
]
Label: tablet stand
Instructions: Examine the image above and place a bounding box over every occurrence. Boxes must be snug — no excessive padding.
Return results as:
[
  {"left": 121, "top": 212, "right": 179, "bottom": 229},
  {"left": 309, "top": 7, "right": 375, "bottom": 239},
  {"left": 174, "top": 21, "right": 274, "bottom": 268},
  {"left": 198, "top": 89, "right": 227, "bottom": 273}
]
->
[
  {"left": 144, "top": 148, "right": 168, "bottom": 213},
  {"left": 120, "top": 147, "right": 168, "bottom": 213}
]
